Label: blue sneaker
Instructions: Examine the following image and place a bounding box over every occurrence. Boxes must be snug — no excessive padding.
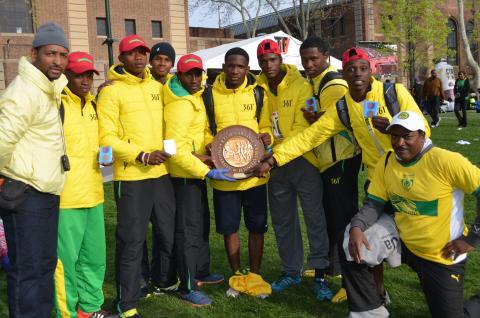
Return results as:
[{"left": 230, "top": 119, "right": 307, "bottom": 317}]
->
[
  {"left": 179, "top": 291, "right": 212, "bottom": 307},
  {"left": 313, "top": 278, "right": 333, "bottom": 300},
  {"left": 196, "top": 273, "right": 224, "bottom": 287},
  {"left": 271, "top": 273, "right": 301, "bottom": 293}
]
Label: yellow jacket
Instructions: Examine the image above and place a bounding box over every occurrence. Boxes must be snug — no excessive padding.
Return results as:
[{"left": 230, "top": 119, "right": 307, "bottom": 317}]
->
[
  {"left": 0, "top": 57, "right": 67, "bottom": 194},
  {"left": 273, "top": 77, "right": 431, "bottom": 180},
  {"left": 163, "top": 76, "right": 211, "bottom": 179},
  {"left": 309, "top": 64, "right": 359, "bottom": 172},
  {"left": 97, "top": 64, "right": 167, "bottom": 181},
  {"left": 210, "top": 72, "right": 272, "bottom": 191},
  {"left": 59, "top": 87, "right": 104, "bottom": 208},
  {"left": 257, "top": 64, "right": 318, "bottom": 168}
]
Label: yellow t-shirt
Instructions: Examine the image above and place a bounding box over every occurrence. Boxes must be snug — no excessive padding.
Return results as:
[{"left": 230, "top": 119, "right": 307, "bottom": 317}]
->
[{"left": 368, "top": 147, "right": 480, "bottom": 265}]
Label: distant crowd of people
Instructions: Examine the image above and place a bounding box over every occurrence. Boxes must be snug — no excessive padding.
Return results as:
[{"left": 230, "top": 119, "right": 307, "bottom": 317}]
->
[{"left": 0, "top": 22, "right": 480, "bottom": 318}]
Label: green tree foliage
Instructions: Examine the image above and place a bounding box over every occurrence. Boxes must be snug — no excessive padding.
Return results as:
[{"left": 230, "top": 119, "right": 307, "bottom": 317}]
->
[{"left": 379, "top": 0, "right": 450, "bottom": 85}]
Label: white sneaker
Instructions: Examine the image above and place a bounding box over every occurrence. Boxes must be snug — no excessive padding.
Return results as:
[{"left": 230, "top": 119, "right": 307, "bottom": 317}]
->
[{"left": 226, "top": 287, "right": 240, "bottom": 298}]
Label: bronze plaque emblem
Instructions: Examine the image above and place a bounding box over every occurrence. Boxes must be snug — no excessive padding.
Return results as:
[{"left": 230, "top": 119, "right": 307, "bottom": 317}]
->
[{"left": 211, "top": 125, "right": 264, "bottom": 179}]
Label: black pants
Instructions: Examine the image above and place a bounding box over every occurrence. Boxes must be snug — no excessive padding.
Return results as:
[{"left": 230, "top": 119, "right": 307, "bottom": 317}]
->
[
  {"left": 321, "top": 154, "right": 361, "bottom": 276},
  {"left": 0, "top": 190, "right": 59, "bottom": 318},
  {"left": 427, "top": 96, "right": 440, "bottom": 124},
  {"left": 341, "top": 241, "right": 466, "bottom": 318},
  {"left": 114, "top": 176, "right": 175, "bottom": 311},
  {"left": 171, "top": 178, "right": 210, "bottom": 293},
  {"left": 140, "top": 219, "right": 177, "bottom": 288},
  {"left": 454, "top": 98, "right": 468, "bottom": 126}
]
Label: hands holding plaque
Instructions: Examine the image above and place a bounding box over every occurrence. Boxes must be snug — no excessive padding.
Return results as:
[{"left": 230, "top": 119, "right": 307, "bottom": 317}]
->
[{"left": 210, "top": 125, "right": 271, "bottom": 180}]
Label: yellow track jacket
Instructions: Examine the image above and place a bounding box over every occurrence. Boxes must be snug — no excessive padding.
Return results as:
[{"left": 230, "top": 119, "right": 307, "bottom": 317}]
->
[
  {"left": 309, "top": 64, "right": 359, "bottom": 172},
  {"left": 210, "top": 72, "right": 273, "bottom": 191},
  {"left": 273, "top": 77, "right": 431, "bottom": 180},
  {"left": 0, "top": 56, "right": 67, "bottom": 194},
  {"left": 97, "top": 64, "right": 167, "bottom": 181},
  {"left": 163, "top": 76, "right": 211, "bottom": 179},
  {"left": 60, "top": 87, "right": 104, "bottom": 208},
  {"left": 257, "top": 64, "right": 318, "bottom": 168}
]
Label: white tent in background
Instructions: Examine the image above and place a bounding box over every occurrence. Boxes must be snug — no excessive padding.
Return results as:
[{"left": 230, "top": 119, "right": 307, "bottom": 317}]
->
[{"left": 186, "top": 31, "right": 342, "bottom": 71}]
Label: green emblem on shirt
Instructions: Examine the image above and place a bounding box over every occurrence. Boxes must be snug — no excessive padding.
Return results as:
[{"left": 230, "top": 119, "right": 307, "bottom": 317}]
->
[{"left": 401, "top": 174, "right": 414, "bottom": 190}]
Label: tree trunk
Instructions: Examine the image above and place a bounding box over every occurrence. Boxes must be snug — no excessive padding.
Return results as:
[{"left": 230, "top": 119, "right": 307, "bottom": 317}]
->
[{"left": 457, "top": 0, "right": 480, "bottom": 93}]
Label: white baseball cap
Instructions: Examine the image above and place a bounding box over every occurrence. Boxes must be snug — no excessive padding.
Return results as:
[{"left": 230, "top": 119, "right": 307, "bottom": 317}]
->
[{"left": 386, "top": 111, "right": 425, "bottom": 132}]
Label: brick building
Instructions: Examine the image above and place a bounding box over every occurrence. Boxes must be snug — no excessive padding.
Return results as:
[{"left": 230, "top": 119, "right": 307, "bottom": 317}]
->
[
  {"left": 189, "top": 27, "right": 237, "bottom": 52},
  {"left": 228, "top": 0, "right": 479, "bottom": 84},
  {"left": 0, "top": 0, "right": 190, "bottom": 92}
]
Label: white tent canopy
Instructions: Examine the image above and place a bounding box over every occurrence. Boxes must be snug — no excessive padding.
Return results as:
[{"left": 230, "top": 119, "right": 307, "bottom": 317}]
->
[{"left": 188, "top": 31, "right": 342, "bottom": 71}]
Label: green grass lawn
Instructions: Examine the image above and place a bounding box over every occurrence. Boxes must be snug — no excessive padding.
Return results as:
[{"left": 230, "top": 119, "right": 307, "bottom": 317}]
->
[{"left": 1, "top": 111, "right": 480, "bottom": 317}]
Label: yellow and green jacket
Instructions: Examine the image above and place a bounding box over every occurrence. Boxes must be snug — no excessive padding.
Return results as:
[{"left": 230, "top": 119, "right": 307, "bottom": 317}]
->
[
  {"left": 0, "top": 56, "right": 67, "bottom": 194},
  {"left": 163, "top": 75, "right": 211, "bottom": 179},
  {"left": 257, "top": 64, "right": 318, "bottom": 168},
  {"left": 309, "top": 64, "right": 359, "bottom": 172},
  {"left": 273, "top": 77, "right": 431, "bottom": 180},
  {"left": 59, "top": 87, "right": 104, "bottom": 208},
  {"left": 97, "top": 64, "right": 167, "bottom": 181},
  {"left": 210, "top": 72, "right": 272, "bottom": 191}
]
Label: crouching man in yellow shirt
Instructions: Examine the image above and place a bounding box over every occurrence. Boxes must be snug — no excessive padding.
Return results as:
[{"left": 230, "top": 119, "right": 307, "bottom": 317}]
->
[{"left": 346, "top": 111, "right": 480, "bottom": 318}]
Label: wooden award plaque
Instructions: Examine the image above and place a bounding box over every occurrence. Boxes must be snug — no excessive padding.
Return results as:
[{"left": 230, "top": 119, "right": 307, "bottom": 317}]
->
[{"left": 211, "top": 125, "right": 264, "bottom": 179}]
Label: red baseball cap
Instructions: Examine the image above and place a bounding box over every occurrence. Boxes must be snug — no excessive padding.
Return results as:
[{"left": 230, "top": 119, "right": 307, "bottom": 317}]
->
[
  {"left": 177, "top": 54, "right": 204, "bottom": 73},
  {"left": 257, "top": 39, "right": 281, "bottom": 57},
  {"left": 342, "top": 47, "right": 370, "bottom": 68},
  {"left": 119, "top": 35, "right": 151, "bottom": 54},
  {"left": 66, "top": 51, "right": 99, "bottom": 75}
]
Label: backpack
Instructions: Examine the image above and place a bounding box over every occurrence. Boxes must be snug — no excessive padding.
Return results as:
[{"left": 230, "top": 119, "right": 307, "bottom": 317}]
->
[
  {"left": 314, "top": 71, "right": 346, "bottom": 102},
  {"left": 202, "top": 84, "right": 264, "bottom": 135},
  {"left": 335, "top": 82, "right": 400, "bottom": 131}
]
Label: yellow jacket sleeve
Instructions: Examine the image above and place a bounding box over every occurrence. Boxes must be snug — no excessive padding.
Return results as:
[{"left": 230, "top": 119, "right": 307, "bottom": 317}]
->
[
  {"left": 258, "top": 93, "right": 274, "bottom": 144},
  {"left": 396, "top": 84, "right": 431, "bottom": 138},
  {"left": 290, "top": 81, "right": 313, "bottom": 137},
  {"left": 97, "top": 86, "right": 143, "bottom": 164},
  {"left": 0, "top": 95, "right": 34, "bottom": 170},
  {"left": 273, "top": 105, "right": 345, "bottom": 166},
  {"left": 164, "top": 100, "right": 210, "bottom": 179}
]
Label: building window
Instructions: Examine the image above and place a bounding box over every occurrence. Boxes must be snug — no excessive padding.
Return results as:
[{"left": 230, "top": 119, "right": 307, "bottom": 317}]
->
[
  {"left": 96, "top": 18, "right": 107, "bottom": 36},
  {"left": 340, "top": 17, "right": 345, "bottom": 36},
  {"left": 330, "top": 19, "right": 336, "bottom": 38},
  {"left": 446, "top": 18, "right": 458, "bottom": 65},
  {"left": 152, "top": 21, "right": 163, "bottom": 38},
  {"left": 0, "top": 0, "right": 33, "bottom": 33},
  {"left": 125, "top": 19, "right": 136, "bottom": 35},
  {"left": 467, "top": 20, "right": 478, "bottom": 62}
]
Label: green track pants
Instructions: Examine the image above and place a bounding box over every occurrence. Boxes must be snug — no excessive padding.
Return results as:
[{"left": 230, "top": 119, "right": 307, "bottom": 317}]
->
[{"left": 54, "top": 204, "right": 106, "bottom": 318}]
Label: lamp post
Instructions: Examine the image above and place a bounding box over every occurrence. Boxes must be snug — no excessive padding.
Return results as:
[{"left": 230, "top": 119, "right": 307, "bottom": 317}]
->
[{"left": 102, "top": 0, "right": 114, "bottom": 67}]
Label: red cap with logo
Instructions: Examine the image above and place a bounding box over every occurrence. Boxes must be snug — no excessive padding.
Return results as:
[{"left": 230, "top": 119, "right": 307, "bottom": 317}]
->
[
  {"left": 177, "top": 54, "right": 204, "bottom": 73},
  {"left": 66, "top": 51, "right": 99, "bottom": 75},
  {"left": 342, "top": 47, "right": 370, "bottom": 68},
  {"left": 257, "top": 39, "right": 281, "bottom": 57},
  {"left": 119, "top": 35, "right": 151, "bottom": 54}
]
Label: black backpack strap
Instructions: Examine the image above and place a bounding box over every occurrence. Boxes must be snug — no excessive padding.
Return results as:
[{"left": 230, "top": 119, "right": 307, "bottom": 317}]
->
[
  {"left": 254, "top": 86, "right": 264, "bottom": 123},
  {"left": 336, "top": 97, "right": 352, "bottom": 131},
  {"left": 384, "top": 82, "right": 400, "bottom": 117},
  {"left": 202, "top": 85, "right": 217, "bottom": 135},
  {"left": 384, "top": 151, "right": 392, "bottom": 169},
  {"left": 59, "top": 101, "right": 65, "bottom": 124},
  {"left": 336, "top": 96, "right": 359, "bottom": 155},
  {"left": 315, "top": 71, "right": 343, "bottom": 101},
  {"left": 91, "top": 100, "right": 97, "bottom": 114}
]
